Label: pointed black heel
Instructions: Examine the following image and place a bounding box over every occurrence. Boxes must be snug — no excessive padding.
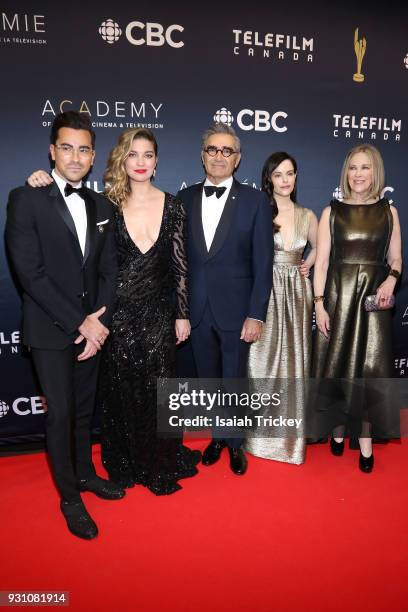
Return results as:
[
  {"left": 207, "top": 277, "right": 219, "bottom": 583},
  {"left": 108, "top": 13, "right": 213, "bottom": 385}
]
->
[
  {"left": 359, "top": 451, "right": 374, "bottom": 473},
  {"left": 330, "top": 437, "right": 344, "bottom": 456}
]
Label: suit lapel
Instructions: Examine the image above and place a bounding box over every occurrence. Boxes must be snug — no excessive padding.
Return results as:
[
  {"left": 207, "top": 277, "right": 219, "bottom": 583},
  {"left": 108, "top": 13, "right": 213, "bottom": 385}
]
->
[
  {"left": 191, "top": 182, "right": 208, "bottom": 260},
  {"left": 83, "top": 189, "right": 96, "bottom": 264},
  {"left": 207, "top": 179, "right": 239, "bottom": 260}
]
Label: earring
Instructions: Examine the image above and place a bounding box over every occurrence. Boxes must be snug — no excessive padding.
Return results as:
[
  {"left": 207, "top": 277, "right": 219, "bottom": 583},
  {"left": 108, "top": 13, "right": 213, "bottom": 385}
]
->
[{"left": 153, "top": 168, "right": 156, "bottom": 177}]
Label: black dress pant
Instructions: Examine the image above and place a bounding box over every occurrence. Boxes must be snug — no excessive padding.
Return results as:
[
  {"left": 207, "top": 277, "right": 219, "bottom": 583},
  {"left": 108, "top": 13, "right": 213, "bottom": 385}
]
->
[
  {"left": 190, "top": 303, "right": 250, "bottom": 448},
  {"left": 31, "top": 344, "right": 100, "bottom": 502}
]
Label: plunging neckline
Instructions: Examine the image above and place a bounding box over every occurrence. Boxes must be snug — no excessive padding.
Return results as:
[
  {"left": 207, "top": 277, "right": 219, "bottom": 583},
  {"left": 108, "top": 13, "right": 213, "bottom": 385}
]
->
[
  {"left": 123, "top": 194, "right": 167, "bottom": 255},
  {"left": 277, "top": 204, "right": 297, "bottom": 252}
]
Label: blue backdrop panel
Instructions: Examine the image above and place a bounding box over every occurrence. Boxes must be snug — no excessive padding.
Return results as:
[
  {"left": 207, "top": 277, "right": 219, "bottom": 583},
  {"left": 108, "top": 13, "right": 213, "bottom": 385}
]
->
[{"left": 1, "top": 2, "right": 407, "bottom": 443}]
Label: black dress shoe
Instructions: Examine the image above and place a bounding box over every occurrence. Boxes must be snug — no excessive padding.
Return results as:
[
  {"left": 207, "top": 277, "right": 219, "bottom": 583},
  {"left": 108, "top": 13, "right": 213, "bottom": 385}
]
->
[
  {"left": 202, "top": 440, "right": 226, "bottom": 466},
  {"left": 330, "top": 437, "right": 344, "bottom": 456},
  {"left": 228, "top": 447, "right": 248, "bottom": 475},
  {"left": 79, "top": 476, "right": 125, "bottom": 500},
  {"left": 359, "top": 451, "right": 374, "bottom": 473},
  {"left": 306, "top": 437, "right": 328, "bottom": 444},
  {"left": 60, "top": 500, "right": 98, "bottom": 540}
]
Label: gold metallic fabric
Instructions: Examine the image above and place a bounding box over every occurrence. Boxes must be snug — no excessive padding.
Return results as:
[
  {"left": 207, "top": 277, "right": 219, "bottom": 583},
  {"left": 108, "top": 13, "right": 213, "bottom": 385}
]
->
[
  {"left": 245, "top": 205, "right": 313, "bottom": 464},
  {"left": 311, "top": 198, "right": 396, "bottom": 438}
]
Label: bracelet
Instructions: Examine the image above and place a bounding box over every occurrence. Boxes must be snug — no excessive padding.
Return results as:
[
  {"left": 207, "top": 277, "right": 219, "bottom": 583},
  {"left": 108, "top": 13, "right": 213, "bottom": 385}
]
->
[
  {"left": 388, "top": 269, "right": 401, "bottom": 280},
  {"left": 313, "top": 295, "right": 324, "bottom": 303}
]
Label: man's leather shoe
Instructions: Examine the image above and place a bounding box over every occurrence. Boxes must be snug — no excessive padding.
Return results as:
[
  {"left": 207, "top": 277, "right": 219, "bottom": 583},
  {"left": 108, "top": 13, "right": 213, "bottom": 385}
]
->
[
  {"left": 60, "top": 500, "right": 98, "bottom": 540},
  {"left": 228, "top": 447, "right": 248, "bottom": 475},
  {"left": 202, "top": 440, "right": 226, "bottom": 466},
  {"left": 306, "top": 437, "right": 328, "bottom": 444},
  {"left": 79, "top": 476, "right": 125, "bottom": 500}
]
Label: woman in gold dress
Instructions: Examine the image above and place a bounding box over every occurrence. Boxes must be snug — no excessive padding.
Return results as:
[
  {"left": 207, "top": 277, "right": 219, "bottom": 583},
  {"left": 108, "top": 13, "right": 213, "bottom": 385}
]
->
[
  {"left": 312, "top": 144, "right": 402, "bottom": 472},
  {"left": 245, "top": 152, "right": 318, "bottom": 464}
]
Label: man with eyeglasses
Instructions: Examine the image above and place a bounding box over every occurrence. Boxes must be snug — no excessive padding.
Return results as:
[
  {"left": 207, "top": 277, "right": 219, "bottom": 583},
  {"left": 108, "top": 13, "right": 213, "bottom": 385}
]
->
[
  {"left": 5, "top": 111, "right": 124, "bottom": 540},
  {"left": 177, "top": 123, "right": 273, "bottom": 475}
]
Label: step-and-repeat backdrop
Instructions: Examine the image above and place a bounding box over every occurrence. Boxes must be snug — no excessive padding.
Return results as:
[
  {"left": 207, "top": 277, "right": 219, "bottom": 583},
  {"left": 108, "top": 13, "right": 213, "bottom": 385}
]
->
[{"left": 1, "top": 2, "right": 407, "bottom": 444}]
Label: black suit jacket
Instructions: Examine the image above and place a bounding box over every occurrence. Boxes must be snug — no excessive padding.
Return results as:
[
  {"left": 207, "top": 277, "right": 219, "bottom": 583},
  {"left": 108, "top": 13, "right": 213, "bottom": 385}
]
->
[
  {"left": 177, "top": 179, "right": 273, "bottom": 330},
  {"left": 5, "top": 182, "right": 117, "bottom": 349}
]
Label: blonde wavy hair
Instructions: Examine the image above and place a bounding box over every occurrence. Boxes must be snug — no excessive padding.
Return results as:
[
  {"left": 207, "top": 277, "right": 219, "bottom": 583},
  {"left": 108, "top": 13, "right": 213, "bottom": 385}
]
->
[
  {"left": 104, "top": 128, "right": 158, "bottom": 210},
  {"left": 340, "top": 144, "right": 385, "bottom": 201}
]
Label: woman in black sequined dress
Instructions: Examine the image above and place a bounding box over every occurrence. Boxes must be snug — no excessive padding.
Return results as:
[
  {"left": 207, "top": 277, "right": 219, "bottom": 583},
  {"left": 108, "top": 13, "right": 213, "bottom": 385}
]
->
[{"left": 100, "top": 128, "right": 201, "bottom": 495}]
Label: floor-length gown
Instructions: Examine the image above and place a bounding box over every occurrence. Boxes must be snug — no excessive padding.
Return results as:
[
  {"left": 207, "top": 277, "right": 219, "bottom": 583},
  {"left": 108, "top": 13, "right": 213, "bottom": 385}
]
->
[
  {"left": 310, "top": 198, "right": 399, "bottom": 440},
  {"left": 245, "top": 204, "right": 313, "bottom": 464},
  {"left": 101, "top": 193, "right": 201, "bottom": 495}
]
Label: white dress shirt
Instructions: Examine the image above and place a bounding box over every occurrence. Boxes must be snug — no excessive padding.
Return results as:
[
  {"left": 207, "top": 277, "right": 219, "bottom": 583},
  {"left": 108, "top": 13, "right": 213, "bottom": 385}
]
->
[
  {"left": 201, "top": 176, "right": 233, "bottom": 251},
  {"left": 52, "top": 170, "right": 87, "bottom": 256}
]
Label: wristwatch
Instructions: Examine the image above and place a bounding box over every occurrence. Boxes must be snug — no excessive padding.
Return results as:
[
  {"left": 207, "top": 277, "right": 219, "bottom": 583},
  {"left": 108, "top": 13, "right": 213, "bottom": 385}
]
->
[{"left": 388, "top": 269, "right": 401, "bottom": 280}]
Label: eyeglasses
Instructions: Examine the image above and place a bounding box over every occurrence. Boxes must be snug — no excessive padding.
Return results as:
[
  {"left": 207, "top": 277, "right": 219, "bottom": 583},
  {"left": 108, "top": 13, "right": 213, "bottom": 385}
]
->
[
  {"left": 204, "top": 146, "right": 238, "bottom": 158},
  {"left": 54, "top": 144, "right": 93, "bottom": 157}
]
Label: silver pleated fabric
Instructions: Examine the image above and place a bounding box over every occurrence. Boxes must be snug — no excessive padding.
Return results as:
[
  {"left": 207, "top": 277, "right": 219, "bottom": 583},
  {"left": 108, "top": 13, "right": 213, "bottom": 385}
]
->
[{"left": 245, "top": 205, "right": 313, "bottom": 464}]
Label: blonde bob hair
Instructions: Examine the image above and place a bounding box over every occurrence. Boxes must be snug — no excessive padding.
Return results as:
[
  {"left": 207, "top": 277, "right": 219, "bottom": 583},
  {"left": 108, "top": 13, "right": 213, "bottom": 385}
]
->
[
  {"left": 340, "top": 144, "right": 385, "bottom": 201},
  {"left": 104, "top": 128, "right": 158, "bottom": 210}
]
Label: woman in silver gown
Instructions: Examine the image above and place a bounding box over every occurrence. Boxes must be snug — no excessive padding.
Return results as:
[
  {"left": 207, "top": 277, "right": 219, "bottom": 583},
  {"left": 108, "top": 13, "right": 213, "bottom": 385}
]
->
[{"left": 245, "top": 152, "right": 318, "bottom": 464}]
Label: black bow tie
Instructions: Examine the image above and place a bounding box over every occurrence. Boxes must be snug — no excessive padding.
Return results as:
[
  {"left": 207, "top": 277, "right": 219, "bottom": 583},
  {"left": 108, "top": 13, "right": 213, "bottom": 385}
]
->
[
  {"left": 204, "top": 185, "right": 227, "bottom": 199},
  {"left": 64, "top": 183, "right": 87, "bottom": 200}
]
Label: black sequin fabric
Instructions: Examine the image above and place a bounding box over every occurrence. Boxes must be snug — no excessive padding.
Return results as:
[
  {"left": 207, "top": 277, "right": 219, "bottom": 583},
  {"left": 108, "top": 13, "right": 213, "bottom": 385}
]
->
[{"left": 101, "top": 194, "right": 200, "bottom": 495}]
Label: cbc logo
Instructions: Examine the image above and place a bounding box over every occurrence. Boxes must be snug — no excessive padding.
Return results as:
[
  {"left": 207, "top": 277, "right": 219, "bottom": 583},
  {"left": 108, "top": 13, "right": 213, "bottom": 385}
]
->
[
  {"left": 99, "top": 19, "right": 122, "bottom": 44},
  {"left": 0, "top": 400, "right": 10, "bottom": 418},
  {"left": 213, "top": 106, "right": 287, "bottom": 132},
  {"left": 0, "top": 396, "right": 47, "bottom": 417},
  {"left": 98, "top": 18, "right": 184, "bottom": 48},
  {"left": 213, "top": 108, "right": 234, "bottom": 126}
]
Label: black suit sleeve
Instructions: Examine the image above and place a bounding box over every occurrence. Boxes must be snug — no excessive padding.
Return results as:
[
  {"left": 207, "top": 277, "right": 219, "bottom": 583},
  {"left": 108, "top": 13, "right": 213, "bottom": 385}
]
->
[
  {"left": 248, "top": 192, "right": 274, "bottom": 321},
  {"left": 5, "top": 188, "right": 87, "bottom": 334},
  {"left": 94, "top": 214, "right": 118, "bottom": 326}
]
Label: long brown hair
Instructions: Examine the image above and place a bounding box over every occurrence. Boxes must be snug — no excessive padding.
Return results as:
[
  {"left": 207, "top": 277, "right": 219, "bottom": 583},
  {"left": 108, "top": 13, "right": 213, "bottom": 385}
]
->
[{"left": 104, "top": 128, "right": 158, "bottom": 210}]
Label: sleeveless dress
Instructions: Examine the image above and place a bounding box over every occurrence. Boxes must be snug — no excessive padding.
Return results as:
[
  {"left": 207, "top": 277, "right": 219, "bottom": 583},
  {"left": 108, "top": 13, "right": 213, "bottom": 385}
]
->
[
  {"left": 100, "top": 193, "right": 201, "bottom": 495},
  {"left": 310, "top": 198, "right": 399, "bottom": 439},
  {"left": 245, "top": 204, "right": 313, "bottom": 464}
]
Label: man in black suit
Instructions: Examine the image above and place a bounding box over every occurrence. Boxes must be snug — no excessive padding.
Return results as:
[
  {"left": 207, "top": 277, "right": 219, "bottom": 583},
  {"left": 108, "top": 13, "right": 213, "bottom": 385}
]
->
[
  {"left": 6, "top": 111, "right": 124, "bottom": 540},
  {"left": 177, "top": 124, "right": 273, "bottom": 475}
]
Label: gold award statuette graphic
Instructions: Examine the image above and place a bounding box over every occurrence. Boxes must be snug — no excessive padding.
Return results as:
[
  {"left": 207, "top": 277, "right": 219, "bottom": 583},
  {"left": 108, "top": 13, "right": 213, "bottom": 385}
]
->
[{"left": 353, "top": 27, "right": 366, "bottom": 82}]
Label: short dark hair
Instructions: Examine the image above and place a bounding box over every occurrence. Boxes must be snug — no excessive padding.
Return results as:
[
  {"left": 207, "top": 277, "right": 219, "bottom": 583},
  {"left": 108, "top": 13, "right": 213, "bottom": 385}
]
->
[{"left": 50, "top": 111, "right": 95, "bottom": 148}]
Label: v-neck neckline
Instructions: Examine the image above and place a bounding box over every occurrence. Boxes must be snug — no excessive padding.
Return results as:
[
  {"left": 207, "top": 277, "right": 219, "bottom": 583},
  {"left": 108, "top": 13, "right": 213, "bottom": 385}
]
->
[
  {"left": 123, "top": 194, "right": 167, "bottom": 256},
  {"left": 277, "top": 204, "right": 297, "bottom": 252}
]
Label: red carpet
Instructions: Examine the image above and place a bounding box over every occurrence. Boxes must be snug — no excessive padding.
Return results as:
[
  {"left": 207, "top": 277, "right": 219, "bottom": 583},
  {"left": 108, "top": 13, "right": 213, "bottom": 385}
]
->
[{"left": 1, "top": 439, "right": 408, "bottom": 611}]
